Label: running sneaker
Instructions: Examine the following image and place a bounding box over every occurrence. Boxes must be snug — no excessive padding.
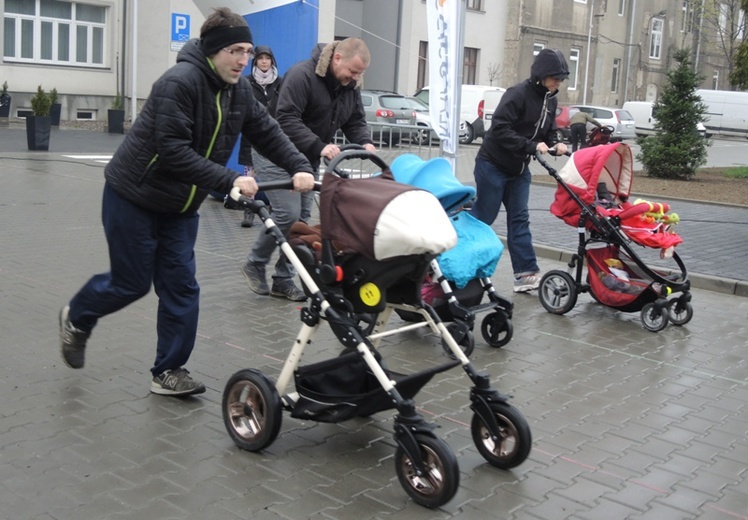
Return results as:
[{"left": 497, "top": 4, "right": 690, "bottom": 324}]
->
[
  {"left": 150, "top": 368, "right": 206, "bottom": 396},
  {"left": 513, "top": 273, "right": 542, "bottom": 293},
  {"left": 59, "top": 305, "right": 90, "bottom": 369}
]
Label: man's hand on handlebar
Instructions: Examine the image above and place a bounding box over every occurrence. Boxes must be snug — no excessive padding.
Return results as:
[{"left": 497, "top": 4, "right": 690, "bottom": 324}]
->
[
  {"left": 321, "top": 144, "right": 341, "bottom": 161},
  {"left": 536, "top": 142, "right": 568, "bottom": 156},
  {"left": 363, "top": 143, "right": 377, "bottom": 153},
  {"left": 292, "top": 172, "right": 316, "bottom": 192},
  {"left": 233, "top": 175, "right": 258, "bottom": 197}
]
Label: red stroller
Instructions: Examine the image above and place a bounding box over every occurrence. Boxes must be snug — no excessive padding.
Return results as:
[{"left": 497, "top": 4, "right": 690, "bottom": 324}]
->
[
  {"left": 587, "top": 125, "right": 615, "bottom": 147},
  {"left": 535, "top": 143, "right": 693, "bottom": 332}
]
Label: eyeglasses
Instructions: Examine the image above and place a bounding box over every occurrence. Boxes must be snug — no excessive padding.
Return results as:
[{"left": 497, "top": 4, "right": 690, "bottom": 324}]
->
[{"left": 222, "top": 47, "right": 254, "bottom": 58}]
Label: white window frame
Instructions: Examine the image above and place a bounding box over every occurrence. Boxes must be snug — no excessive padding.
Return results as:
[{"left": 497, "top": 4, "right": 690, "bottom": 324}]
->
[
  {"left": 568, "top": 48, "right": 580, "bottom": 90},
  {"left": 712, "top": 70, "right": 720, "bottom": 90},
  {"left": 533, "top": 42, "right": 545, "bottom": 56},
  {"left": 3, "top": 0, "right": 108, "bottom": 68},
  {"left": 649, "top": 17, "right": 664, "bottom": 60},
  {"left": 618, "top": 0, "right": 625, "bottom": 16}
]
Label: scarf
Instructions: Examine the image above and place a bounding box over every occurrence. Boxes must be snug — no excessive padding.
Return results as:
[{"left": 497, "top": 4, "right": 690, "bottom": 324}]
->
[{"left": 253, "top": 66, "right": 278, "bottom": 87}]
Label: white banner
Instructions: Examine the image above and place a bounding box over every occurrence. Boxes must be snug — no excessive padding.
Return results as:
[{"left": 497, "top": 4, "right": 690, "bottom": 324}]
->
[{"left": 426, "top": 0, "right": 461, "bottom": 156}]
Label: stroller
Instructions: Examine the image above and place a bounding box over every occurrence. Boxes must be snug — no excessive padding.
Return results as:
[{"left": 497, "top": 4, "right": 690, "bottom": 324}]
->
[
  {"left": 535, "top": 143, "right": 693, "bottom": 332},
  {"left": 222, "top": 150, "right": 532, "bottom": 508},
  {"left": 387, "top": 153, "right": 514, "bottom": 353},
  {"left": 587, "top": 124, "right": 615, "bottom": 147}
]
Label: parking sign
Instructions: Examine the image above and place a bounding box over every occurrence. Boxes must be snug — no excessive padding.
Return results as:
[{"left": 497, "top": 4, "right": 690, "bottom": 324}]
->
[{"left": 171, "top": 13, "right": 190, "bottom": 52}]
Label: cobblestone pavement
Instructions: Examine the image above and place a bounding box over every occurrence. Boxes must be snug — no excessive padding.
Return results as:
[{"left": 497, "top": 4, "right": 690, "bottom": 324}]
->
[{"left": 1, "top": 127, "right": 747, "bottom": 519}]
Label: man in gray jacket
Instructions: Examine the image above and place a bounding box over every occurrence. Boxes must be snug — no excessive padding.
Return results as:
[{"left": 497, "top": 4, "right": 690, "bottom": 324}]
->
[{"left": 59, "top": 8, "right": 315, "bottom": 396}]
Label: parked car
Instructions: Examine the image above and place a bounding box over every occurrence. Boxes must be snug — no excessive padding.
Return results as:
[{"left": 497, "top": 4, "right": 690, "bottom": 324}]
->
[
  {"left": 622, "top": 100, "right": 708, "bottom": 138},
  {"left": 359, "top": 89, "right": 416, "bottom": 146},
  {"left": 554, "top": 105, "right": 577, "bottom": 142},
  {"left": 403, "top": 96, "right": 439, "bottom": 145},
  {"left": 413, "top": 85, "right": 505, "bottom": 144},
  {"left": 569, "top": 105, "right": 636, "bottom": 142}
]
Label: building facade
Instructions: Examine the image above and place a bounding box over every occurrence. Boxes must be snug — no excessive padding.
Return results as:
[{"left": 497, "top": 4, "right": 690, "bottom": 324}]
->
[{"left": 0, "top": 0, "right": 740, "bottom": 123}]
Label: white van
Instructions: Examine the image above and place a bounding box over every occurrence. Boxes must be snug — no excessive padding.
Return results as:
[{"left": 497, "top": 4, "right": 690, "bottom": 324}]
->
[
  {"left": 622, "top": 100, "right": 708, "bottom": 138},
  {"left": 696, "top": 89, "right": 748, "bottom": 138},
  {"left": 413, "top": 85, "right": 505, "bottom": 144},
  {"left": 481, "top": 89, "right": 506, "bottom": 133}
]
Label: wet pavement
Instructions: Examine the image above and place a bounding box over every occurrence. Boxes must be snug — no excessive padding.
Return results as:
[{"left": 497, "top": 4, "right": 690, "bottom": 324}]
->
[{"left": 1, "top": 125, "right": 747, "bottom": 519}]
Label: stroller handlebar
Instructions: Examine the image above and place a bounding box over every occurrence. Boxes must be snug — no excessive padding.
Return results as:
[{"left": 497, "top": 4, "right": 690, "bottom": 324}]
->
[
  {"left": 533, "top": 149, "right": 570, "bottom": 175},
  {"left": 325, "top": 149, "right": 389, "bottom": 178},
  {"left": 229, "top": 180, "right": 321, "bottom": 205}
]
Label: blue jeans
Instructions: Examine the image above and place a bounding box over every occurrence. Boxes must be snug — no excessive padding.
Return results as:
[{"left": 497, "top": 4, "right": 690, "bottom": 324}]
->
[
  {"left": 69, "top": 183, "right": 200, "bottom": 376},
  {"left": 246, "top": 150, "right": 300, "bottom": 281},
  {"left": 470, "top": 156, "right": 539, "bottom": 277}
]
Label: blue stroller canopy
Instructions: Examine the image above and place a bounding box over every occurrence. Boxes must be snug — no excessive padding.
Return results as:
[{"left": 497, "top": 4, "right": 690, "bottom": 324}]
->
[{"left": 390, "top": 154, "right": 476, "bottom": 214}]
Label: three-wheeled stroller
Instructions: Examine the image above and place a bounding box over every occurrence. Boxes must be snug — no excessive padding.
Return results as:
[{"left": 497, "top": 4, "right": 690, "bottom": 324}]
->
[
  {"left": 387, "top": 153, "right": 514, "bottom": 353},
  {"left": 535, "top": 143, "right": 693, "bottom": 332},
  {"left": 222, "top": 150, "right": 532, "bottom": 508}
]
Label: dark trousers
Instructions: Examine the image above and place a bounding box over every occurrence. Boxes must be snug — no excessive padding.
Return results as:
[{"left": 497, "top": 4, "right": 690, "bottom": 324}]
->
[
  {"left": 69, "top": 183, "right": 200, "bottom": 376},
  {"left": 570, "top": 123, "right": 588, "bottom": 152}
]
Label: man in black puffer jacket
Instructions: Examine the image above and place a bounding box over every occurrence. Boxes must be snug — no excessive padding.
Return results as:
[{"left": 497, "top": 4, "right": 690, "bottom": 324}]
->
[
  {"left": 58, "top": 8, "right": 315, "bottom": 397},
  {"left": 471, "top": 48, "right": 569, "bottom": 294},
  {"left": 241, "top": 38, "right": 376, "bottom": 301}
]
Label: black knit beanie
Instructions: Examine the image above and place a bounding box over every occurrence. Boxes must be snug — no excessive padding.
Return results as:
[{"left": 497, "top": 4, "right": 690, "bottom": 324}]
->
[{"left": 200, "top": 26, "right": 253, "bottom": 57}]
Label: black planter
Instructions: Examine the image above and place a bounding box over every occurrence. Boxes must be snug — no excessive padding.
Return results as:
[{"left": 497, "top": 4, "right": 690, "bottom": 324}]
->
[
  {"left": 26, "top": 115, "right": 52, "bottom": 151},
  {"left": 108, "top": 109, "right": 125, "bottom": 134},
  {"left": 50, "top": 103, "right": 62, "bottom": 126},
  {"left": 0, "top": 94, "right": 10, "bottom": 118}
]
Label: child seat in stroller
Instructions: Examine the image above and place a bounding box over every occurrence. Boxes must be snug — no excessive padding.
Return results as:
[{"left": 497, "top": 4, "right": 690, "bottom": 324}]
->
[{"left": 222, "top": 150, "right": 533, "bottom": 508}]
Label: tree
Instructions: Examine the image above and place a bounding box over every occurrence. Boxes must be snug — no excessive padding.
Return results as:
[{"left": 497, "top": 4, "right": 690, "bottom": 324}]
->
[
  {"left": 729, "top": 0, "right": 748, "bottom": 88},
  {"left": 695, "top": 0, "right": 747, "bottom": 88},
  {"left": 637, "top": 49, "right": 708, "bottom": 180}
]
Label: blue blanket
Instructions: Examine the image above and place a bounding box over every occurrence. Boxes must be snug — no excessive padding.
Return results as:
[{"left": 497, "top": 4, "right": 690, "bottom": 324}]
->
[{"left": 438, "top": 212, "right": 503, "bottom": 288}]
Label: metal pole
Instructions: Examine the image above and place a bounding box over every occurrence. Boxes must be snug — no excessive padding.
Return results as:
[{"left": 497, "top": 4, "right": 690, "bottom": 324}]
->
[
  {"left": 583, "top": 0, "right": 593, "bottom": 105},
  {"left": 624, "top": 0, "right": 637, "bottom": 103},
  {"left": 130, "top": 0, "right": 138, "bottom": 123}
]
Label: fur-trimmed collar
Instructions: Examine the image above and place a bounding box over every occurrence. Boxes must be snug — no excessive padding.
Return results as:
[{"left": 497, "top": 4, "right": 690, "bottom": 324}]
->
[{"left": 314, "top": 41, "right": 338, "bottom": 77}]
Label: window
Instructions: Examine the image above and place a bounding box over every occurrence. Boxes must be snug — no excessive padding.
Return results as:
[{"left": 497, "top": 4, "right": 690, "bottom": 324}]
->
[
  {"left": 681, "top": 1, "right": 694, "bottom": 33},
  {"left": 618, "top": 0, "right": 625, "bottom": 16},
  {"left": 611, "top": 58, "right": 621, "bottom": 93},
  {"left": 574, "top": 0, "right": 587, "bottom": 4},
  {"left": 568, "top": 48, "right": 580, "bottom": 90},
  {"left": 417, "top": 41, "right": 428, "bottom": 91},
  {"left": 3, "top": 0, "right": 107, "bottom": 67},
  {"left": 463, "top": 47, "right": 478, "bottom": 85},
  {"left": 649, "top": 17, "right": 664, "bottom": 59},
  {"left": 533, "top": 42, "right": 545, "bottom": 56},
  {"left": 712, "top": 70, "right": 720, "bottom": 90},
  {"left": 466, "top": 0, "right": 483, "bottom": 11}
]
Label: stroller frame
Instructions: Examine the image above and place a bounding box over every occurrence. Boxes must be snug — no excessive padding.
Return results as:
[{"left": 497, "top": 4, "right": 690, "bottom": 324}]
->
[
  {"left": 535, "top": 150, "right": 693, "bottom": 332},
  {"left": 222, "top": 154, "right": 531, "bottom": 509}
]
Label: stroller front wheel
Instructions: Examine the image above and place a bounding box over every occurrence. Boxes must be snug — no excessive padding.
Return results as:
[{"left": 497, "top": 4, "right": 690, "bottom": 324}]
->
[
  {"left": 222, "top": 369, "right": 282, "bottom": 452},
  {"left": 471, "top": 402, "right": 532, "bottom": 470},
  {"left": 538, "top": 271, "right": 578, "bottom": 315},
  {"left": 640, "top": 302, "right": 669, "bottom": 332},
  {"left": 395, "top": 433, "right": 460, "bottom": 508},
  {"left": 441, "top": 322, "right": 475, "bottom": 358},
  {"left": 667, "top": 299, "right": 694, "bottom": 326},
  {"left": 480, "top": 311, "right": 513, "bottom": 348}
]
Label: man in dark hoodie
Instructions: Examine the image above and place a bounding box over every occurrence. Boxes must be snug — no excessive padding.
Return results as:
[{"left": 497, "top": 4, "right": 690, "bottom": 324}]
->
[
  {"left": 58, "top": 8, "right": 315, "bottom": 396},
  {"left": 471, "top": 49, "right": 569, "bottom": 293},
  {"left": 241, "top": 38, "right": 376, "bottom": 301}
]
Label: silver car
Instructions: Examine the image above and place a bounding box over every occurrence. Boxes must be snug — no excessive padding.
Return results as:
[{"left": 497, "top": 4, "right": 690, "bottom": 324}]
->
[
  {"left": 569, "top": 105, "right": 636, "bottom": 142},
  {"left": 359, "top": 90, "right": 416, "bottom": 146}
]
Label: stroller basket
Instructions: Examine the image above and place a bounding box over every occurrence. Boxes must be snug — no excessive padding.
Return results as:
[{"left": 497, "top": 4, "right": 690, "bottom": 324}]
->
[{"left": 292, "top": 352, "right": 459, "bottom": 423}]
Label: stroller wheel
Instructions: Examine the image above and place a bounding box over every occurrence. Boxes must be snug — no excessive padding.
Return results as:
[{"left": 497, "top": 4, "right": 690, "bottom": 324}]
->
[
  {"left": 441, "top": 322, "right": 475, "bottom": 358},
  {"left": 471, "top": 402, "right": 532, "bottom": 470},
  {"left": 640, "top": 302, "right": 669, "bottom": 332},
  {"left": 395, "top": 433, "right": 460, "bottom": 508},
  {"left": 667, "top": 299, "right": 694, "bottom": 326},
  {"left": 222, "top": 369, "right": 282, "bottom": 452},
  {"left": 538, "top": 271, "right": 578, "bottom": 315},
  {"left": 480, "top": 311, "right": 513, "bottom": 348}
]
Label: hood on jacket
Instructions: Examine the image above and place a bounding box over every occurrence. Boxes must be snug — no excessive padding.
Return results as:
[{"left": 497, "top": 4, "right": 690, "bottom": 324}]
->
[
  {"left": 530, "top": 49, "right": 569, "bottom": 83},
  {"left": 177, "top": 39, "right": 225, "bottom": 90},
  {"left": 251, "top": 45, "right": 277, "bottom": 69},
  {"left": 313, "top": 41, "right": 337, "bottom": 78}
]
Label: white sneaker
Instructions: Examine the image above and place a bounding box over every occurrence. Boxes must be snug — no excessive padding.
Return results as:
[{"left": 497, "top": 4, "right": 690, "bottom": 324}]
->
[{"left": 513, "top": 273, "right": 542, "bottom": 293}]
